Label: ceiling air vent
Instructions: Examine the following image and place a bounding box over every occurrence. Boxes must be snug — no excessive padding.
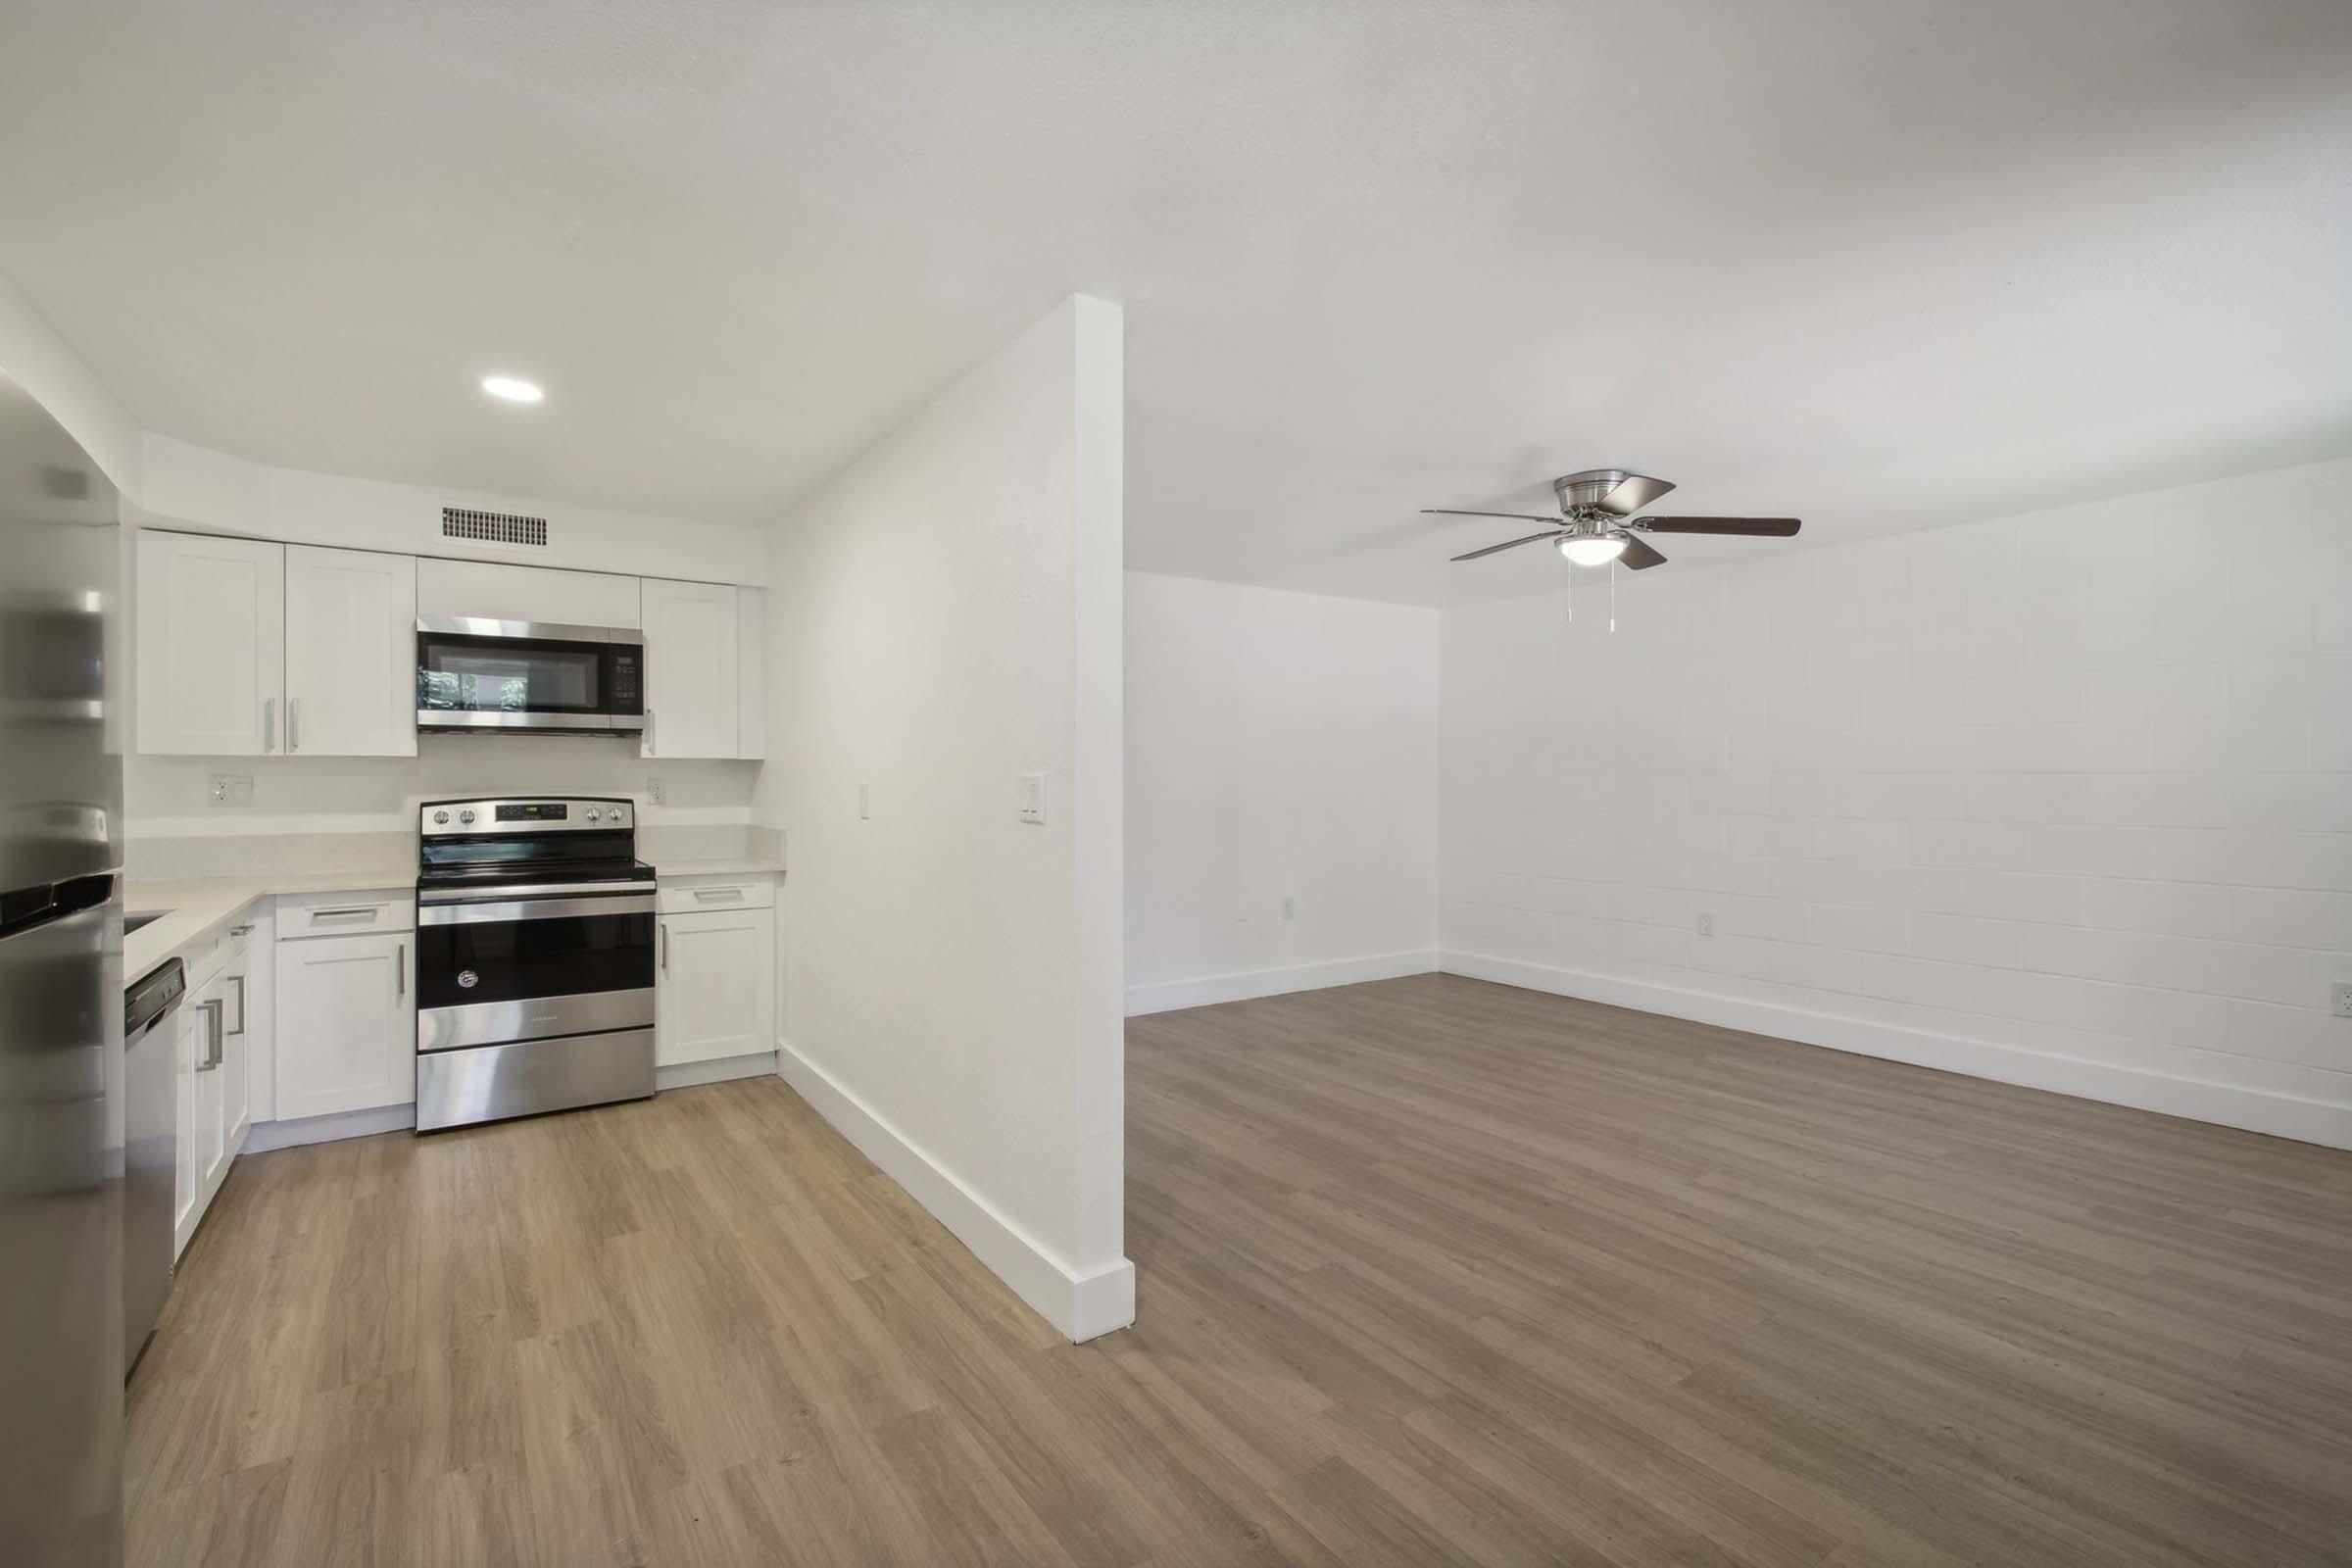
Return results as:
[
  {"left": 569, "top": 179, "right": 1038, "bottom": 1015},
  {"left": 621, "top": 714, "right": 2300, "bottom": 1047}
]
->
[{"left": 441, "top": 506, "right": 548, "bottom": 548}]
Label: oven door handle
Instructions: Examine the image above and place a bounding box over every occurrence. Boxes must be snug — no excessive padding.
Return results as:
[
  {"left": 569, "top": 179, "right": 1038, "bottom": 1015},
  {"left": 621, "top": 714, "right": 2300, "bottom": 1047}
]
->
[{"left": 418, "top": 892, "right": 659, "bottom": 927}]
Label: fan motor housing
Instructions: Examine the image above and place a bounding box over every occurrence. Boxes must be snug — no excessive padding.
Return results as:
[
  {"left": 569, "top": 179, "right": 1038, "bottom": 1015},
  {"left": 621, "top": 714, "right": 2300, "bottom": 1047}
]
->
[{"left": 1552, "top": 467, "right": 1642, "bottom": 513}]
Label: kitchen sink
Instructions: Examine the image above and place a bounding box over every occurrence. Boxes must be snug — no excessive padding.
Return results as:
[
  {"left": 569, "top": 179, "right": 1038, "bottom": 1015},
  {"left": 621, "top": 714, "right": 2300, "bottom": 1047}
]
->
[{"left": 123, "top": 911, "right": 168, "bottom": 935}]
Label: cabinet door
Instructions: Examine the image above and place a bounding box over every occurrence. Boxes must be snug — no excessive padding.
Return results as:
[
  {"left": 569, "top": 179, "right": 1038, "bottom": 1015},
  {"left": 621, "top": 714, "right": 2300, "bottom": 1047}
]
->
[
  {"left": 416, "top": 558, "right": 641, "bottom": 627},
  {"left": 172, "top": 1004, "right": 198, "bottom": 1250},
  {"left": 735, "top": 586, "right": 766, "bottom": 760},
  {"left": 221, "top": 956, "right": 253, "bottom": 1155},
  {"left": 193, "top": 979, "right": 230, "bottom": 1200},
  {"left": 640, "top": 579, "right": 738, "bottom": 759},
  {"left": 284, "top": 545, "right": 416, "bottom": 757},
  {"left": 274, "top": 932, "right": 416, "bottom": 1120},
  {"left": 656, "top": 906, "right": 774, "bottom": 1066},
  {"left": 136, "top": 530, "right": 285, "bottom": 756}
]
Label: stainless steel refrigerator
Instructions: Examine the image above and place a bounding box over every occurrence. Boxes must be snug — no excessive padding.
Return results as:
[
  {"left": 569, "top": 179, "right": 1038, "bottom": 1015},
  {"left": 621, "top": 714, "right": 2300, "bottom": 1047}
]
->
[{"left": 0, "top": 367, "right": 125, "bottom": 1566}]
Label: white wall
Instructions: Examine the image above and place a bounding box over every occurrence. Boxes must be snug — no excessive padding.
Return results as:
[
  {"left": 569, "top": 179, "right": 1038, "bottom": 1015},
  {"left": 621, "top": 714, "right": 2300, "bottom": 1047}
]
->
[
  {"left": 1124, "top": 571, "right": 1440, "bottom": 1012},
  {"left": 140, "top": 433, "right": 766, "bottom": 586},
  {"left": 0, "top": 270, "right": 142, "bottom": 501},
  {"left": 1440, "top": 458, "right": 2352, "bottom": 1149},
  {"left": 756, "top": 295, "right": 1130, "bottom": 1340}
]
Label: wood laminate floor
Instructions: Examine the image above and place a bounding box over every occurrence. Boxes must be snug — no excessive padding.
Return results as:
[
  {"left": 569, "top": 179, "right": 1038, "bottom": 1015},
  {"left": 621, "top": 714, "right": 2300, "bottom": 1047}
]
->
[{"left": 129, "top": 974, "right": 2352, "bottom": 1566}]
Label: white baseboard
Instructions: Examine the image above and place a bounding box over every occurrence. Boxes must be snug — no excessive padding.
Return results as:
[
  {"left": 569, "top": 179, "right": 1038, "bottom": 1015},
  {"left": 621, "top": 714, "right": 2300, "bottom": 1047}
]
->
[
  {"left": 657, "top": 1051, "right": 775, "bottom": 1091},
  {"left": 1125, "top": 949, "right": 1440, "bottom": 1016},
  {"left": 243, "top": 1102, "right": 416, "bottom": 1152},
  {"left": 1442, "top": 951, "right": 2352, "bottom": 1152},
  {"left": 772, "top": 1034, "right": 1136, "bottom": 1343}
]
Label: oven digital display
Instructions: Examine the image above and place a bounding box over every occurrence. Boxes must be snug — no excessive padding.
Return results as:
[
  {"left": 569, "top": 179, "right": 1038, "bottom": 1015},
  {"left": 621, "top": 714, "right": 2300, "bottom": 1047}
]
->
[{"left": 495, "top": 803, "right": 568, "bottom": 821}]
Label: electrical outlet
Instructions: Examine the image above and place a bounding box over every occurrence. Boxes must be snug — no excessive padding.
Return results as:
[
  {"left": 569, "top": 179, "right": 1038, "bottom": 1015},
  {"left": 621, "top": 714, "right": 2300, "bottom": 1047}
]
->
[
  {"left": 2333, "top": 983, "right": 2352, "bottom": 1019},
  {"left": 646, "top": 776, "right": 666, "bottom": 806},
  {"left": 208, "top": 773, "right": 253, "bottom": 807},
  {"left": 1281, "top": 896, "right": 1296, "bottom": 921},
  {"left": 1695, "top": 911, "right": 1715, "bottom": 937}
]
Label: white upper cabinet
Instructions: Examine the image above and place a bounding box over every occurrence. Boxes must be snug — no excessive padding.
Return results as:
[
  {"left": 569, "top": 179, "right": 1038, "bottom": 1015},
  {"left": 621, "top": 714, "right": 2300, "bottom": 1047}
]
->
[
  {"left": 736, "top": 586, "right": 766, "bottom": 760},
  {"left": 416, "top": 558, "right": 641, "bottom": 628},
  {"left": 136, "top": 531, "right": 285, "bottom": 756},
  {"left": 283, "top": 545, "right": 416, "bottom": 757},
  {"left": 640, "top": 578, "right": 740, "bottom": 760}
]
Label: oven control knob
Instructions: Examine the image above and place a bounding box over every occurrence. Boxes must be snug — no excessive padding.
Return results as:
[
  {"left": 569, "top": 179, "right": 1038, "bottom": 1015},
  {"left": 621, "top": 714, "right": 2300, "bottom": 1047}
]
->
[
  {"left": 432, "top": 810, "right": 449, "bottom": 825},
  {"left": 459, "top": 808, "right": 476, "bottom": 824},
  {"left": 584, "top": 808, "right": 602, "bottom": 822},
  {"left": 457, "top": 969, "right": 478, "bottom": 990},
  {"left": 612, "top": 807, "right": 627, "bottom": 824}
]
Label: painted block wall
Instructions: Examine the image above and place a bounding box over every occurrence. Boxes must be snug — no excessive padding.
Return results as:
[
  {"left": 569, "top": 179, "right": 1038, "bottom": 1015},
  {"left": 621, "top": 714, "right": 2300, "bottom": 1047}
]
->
[
  {"left": 1439, "top": 458, "right": 2352, "bottom": 1148},
  {"left": 1124, "top": 571, "right": 1440, "bottom": 1012}
]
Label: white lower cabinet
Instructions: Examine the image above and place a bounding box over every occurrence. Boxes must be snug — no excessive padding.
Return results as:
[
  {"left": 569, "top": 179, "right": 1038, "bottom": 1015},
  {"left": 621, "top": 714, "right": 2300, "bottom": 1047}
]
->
[
  {"left": 274, "top": 929, "right": 416, "bottom": 1121},
  {"left": 174, "top": 928, "right": 258, "bottom": 1258},
  {"left": 656, "top": 905, "right": 775, "bottom": 1066}
]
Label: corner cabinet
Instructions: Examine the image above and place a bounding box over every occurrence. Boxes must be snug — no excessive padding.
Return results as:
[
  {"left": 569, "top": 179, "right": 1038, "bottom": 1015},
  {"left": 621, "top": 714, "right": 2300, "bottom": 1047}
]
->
[
  {"left": 273, "top": 910, "right": 416, "bottom": 1122},
  {"left": 282, "top": 545, "right": 416, "bottom": 756},
  {"left": 656, "top": 877, "right": 776, "bottom": 1066},
  {"left": 136, "top": 531, "right": 286, "bottom": 756}
]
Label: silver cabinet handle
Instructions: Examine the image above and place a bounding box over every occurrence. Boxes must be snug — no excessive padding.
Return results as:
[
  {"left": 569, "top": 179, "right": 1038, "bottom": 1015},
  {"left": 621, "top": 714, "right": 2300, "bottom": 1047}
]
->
[
  {"left": 660, "top": 922, "right": 669, "bottom": 972},
  {"left": 289, "top": 697, "right": 301, "bottom": 752},
  {"left": 195, "top": 999, "right": 223, "bottom": 1070},
  {"left": 395, "top": 942, "right": 405, "bottom": 1000},
  {"left": 226, "top": 974, "right": 247, "bottom": 1037},
  {"left": 691, "top": 886, "right": 744, "bottom": 903},
  {"left": 309, "top": 906, "right": 380, "bottom": 920},
  {"left": 229, "top": 923, "right": 254, "bottom": 936},
  {"left": 263, "top": 697, "right": 275, "bottom": 754},
  {"left": 644, "top": 708, "right": 656, "bottom": 756}
]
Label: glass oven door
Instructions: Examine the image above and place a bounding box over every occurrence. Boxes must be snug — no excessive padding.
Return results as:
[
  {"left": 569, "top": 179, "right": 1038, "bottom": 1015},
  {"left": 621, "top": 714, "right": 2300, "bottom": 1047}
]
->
[{"left": 416, "top": 891, "right": 656, "bottom": 1051}]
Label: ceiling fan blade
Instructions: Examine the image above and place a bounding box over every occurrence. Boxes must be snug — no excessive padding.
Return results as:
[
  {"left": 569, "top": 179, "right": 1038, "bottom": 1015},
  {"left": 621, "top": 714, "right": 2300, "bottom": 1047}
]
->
[
  {"left": 1449, "top": 531, "right": 1561, "bottom": 562},
  {"left": 1617, "top": 535, "right": 1667, "bottom": 570},
  {"left": 1421, "top": 508, "right": 1559, "bottom": 524},
  {"left": 1594, "top": 473, "right": 1675, "bottom": 515},
  {"left": 1636, "top": 515, "right": 1800, "bottom": 537}
]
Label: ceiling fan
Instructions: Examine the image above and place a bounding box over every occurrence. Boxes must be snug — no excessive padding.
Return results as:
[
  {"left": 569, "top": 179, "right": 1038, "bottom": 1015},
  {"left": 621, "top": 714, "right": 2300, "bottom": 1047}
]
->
[{"left": 1427, "top": 468, "right": 1799, "bottom": 570}]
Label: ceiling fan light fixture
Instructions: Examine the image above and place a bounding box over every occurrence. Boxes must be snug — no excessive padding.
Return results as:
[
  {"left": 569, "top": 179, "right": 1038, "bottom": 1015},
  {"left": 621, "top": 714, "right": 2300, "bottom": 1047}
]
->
[{"left": 1556, "top": 533, "right": 1628, "bottom": 566}]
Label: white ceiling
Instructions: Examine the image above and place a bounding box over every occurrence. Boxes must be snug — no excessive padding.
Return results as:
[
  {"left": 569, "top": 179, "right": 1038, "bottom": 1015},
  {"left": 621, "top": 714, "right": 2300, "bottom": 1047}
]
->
[{"left": 2, "top": 1, "right": 2347, "bottom": 606}]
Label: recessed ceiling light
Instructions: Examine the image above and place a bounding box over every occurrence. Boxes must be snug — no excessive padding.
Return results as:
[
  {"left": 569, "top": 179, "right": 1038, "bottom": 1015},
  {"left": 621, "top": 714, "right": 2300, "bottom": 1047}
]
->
[{"left": 480, "top": 374, "right": 544, "bottom": 404}]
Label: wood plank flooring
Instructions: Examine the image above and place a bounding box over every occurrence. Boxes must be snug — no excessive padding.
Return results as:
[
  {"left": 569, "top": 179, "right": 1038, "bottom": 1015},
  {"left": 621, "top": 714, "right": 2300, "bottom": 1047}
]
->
[{"left": 129, "top": 974, "right": 2352, "bottom": 1565}]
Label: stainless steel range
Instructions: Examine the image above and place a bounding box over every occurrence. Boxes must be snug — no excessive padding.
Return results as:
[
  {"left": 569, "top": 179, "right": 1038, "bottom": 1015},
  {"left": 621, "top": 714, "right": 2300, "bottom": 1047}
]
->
[{"left": 414, "top": 796, "right": 657, "bottom": 1132}]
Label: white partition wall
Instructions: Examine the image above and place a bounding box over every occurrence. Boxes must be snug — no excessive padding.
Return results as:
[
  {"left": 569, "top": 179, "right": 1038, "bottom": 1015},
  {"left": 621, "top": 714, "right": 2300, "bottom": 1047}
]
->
[{"left": 759, "top": 295, "right": 1131, "bottom": 1340}]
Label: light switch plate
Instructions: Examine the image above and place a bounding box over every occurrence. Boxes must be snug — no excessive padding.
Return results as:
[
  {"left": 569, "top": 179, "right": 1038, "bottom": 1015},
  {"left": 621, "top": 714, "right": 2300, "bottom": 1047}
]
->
[
  {"left": 1017, "top": 772, "right": 1047, "bottom": 825},
  {"left": 2333, "top": 982, "right": 2352, "bottom": 1019},
  {"left": 208, "top": 773, "right": 253, "bottom": 807}
]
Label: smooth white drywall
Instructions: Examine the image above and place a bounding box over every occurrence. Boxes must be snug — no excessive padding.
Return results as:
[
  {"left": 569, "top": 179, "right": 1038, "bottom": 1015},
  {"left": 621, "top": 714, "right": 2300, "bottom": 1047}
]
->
[
  {"left": 0, "top": 270, "right": 141, "bottom": 500},
  {"left": 1440, "top": 458, "right": 2352, "bottom": 1148},
  {"left": 140, "top": 434, "right": 766, "bottom": 586},
  {"left": 757, "top": 295, "right": 1130, "bottom": 1339},
  {"left": 1124, "top": 571, "right": 1440, "bottom": 1012}
]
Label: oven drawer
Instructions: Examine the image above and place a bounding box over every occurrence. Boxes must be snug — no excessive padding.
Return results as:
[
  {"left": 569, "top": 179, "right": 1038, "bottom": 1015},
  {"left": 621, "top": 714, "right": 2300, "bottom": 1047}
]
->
[
  {"left": 279, "top": 889, "right": 416, "bottom": 939},
  {"left": 657, "top": 875, "right": 773, "bottom": 914},
  {"left": 421, "top": 986, "right": 655, "bottom": 1053}
]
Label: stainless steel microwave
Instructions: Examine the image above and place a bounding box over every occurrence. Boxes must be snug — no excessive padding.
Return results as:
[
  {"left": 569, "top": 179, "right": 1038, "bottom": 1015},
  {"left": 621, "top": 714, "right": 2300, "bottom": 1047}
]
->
[{"left": 415, "top": 617, "right": 646, "bottom": 735}]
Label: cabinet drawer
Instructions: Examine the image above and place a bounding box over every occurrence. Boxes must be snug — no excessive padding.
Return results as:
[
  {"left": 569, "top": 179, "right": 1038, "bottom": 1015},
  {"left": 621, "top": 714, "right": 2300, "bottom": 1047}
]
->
[
  {"left": 657, "top": 876, "right": 773, "bottom": 914},
  {"left": 277, "top": 889, "right": 416, "bottom": 939}
]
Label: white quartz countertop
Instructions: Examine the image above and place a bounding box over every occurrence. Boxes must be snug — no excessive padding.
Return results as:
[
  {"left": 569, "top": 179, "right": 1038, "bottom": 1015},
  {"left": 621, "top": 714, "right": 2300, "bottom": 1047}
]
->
[
  {"left": 123, "top": 860, "right": 782, "bottom": 980},
  {"left": 650, "top": 857, "right": 787, "bottom": 878},
  {"left": 123, "top": 869, "right": 416, "bottom": 981}
]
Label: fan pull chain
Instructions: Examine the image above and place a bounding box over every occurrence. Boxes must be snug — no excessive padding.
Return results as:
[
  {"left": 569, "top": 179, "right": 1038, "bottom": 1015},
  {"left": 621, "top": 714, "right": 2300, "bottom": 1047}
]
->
[
  {"left": 1609, "top": 560, "right": 1618, "bottom": 634},
  {"left": 1564, "top": 560, "right": 1574, "bottom": 623}
]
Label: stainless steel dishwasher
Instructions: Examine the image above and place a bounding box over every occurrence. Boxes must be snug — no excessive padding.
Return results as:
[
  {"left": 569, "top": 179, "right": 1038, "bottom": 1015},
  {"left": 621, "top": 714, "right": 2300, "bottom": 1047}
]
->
[{"left": 122, "top": 955, "right": 183, "bottom": 1376}]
